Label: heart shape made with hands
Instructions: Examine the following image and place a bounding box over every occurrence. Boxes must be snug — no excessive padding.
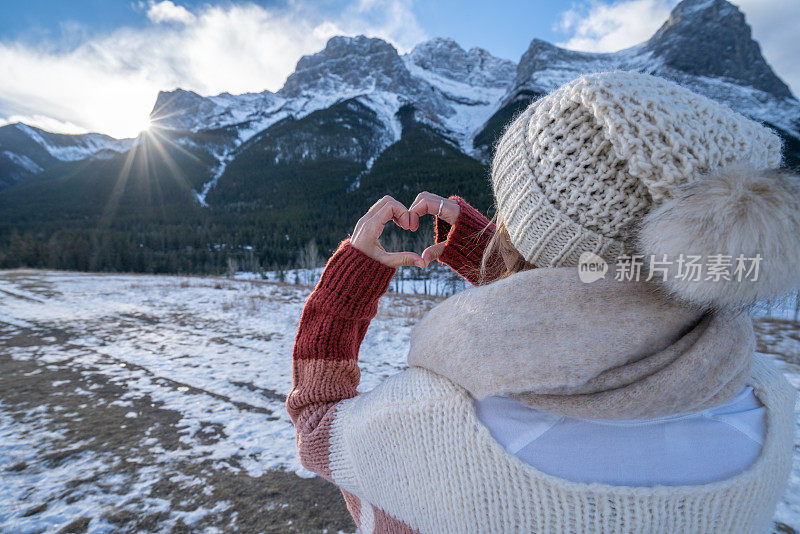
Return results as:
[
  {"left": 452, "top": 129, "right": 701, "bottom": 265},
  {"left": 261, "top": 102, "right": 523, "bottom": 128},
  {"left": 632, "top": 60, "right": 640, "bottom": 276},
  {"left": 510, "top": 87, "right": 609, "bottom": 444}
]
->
[{"left": 349, "top": 192, "right": 461, "bottom": 269}]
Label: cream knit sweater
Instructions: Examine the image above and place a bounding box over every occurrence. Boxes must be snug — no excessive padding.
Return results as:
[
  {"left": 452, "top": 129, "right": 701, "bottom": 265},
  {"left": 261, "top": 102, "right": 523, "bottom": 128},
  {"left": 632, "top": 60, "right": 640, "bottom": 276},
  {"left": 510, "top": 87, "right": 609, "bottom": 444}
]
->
[{"left": 328, "top": 356, "right": 794, "bottom": 533}]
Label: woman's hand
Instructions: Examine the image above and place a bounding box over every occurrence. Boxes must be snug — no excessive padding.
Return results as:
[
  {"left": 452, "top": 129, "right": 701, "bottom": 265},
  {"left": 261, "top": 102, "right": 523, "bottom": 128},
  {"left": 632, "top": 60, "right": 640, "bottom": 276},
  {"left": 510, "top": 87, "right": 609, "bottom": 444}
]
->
[
  {"left": 350, "top": 195, "right": 427, "bottom": 268},
  {"left": 409, "top": 192, "right": 461, "bottom": 265}
]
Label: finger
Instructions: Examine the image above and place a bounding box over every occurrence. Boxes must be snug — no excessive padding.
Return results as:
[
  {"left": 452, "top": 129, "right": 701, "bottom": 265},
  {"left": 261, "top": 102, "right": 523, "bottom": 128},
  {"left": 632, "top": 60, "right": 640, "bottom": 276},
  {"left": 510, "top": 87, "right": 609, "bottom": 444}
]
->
[
  {"left": 353, "top": 203, "right": 405, "bottom": 247},
  {"left": 355, "top": 197, "right": 408, "bottom": 237},
  {"left": 355, "top": 195, "right": 397, "bottom": 232},
  {"left": 370, "top": 200, "right": 412, "bottom": 230},
  {"left": 367, "top": 195, "right": 404, "bottom": 220},
  {"left": 409, "top": 194, "right": 459, "bottom": 226},
  {"left": 369, "top": 194, "right": 395, "bottom": 212},
  {"left": 380, "top": 198, "right": 414, "bottom": 229},
  {"left": 422, "top": 242, "right": 447, "bottom": 264},
  {"left": 410, "top": 196, "right": 441, "bottom": 230},
  {"left": 380, "top": 251, "right": 426, "bottom": 268},
  {"left": 408, "top": 191, "right": 439, "bottom": 230},
  {"left": 409, "top": 191, "right": 439, "bottom": 218}
]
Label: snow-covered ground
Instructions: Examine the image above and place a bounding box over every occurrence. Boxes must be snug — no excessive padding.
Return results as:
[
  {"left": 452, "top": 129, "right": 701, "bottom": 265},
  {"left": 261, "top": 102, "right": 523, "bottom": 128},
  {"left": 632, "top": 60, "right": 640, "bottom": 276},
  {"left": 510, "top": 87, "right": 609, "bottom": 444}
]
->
[
  {"left": 0, "top": 270, "right": 798, "bottom": 533},
  {"left": 0, "top": 270, "right": 436, "bottom": 533}
]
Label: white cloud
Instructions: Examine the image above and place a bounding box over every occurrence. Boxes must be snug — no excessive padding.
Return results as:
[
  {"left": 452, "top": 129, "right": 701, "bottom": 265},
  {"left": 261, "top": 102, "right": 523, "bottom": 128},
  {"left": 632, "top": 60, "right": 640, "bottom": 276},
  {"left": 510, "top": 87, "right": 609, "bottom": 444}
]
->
[
  {"left": 0, "top": 0, "right": 426, "bottom": 138},
  {"left": 554, "top": 0, "right": 799, "bottom": 98},
  {"left": 0, "top": 114, "right": 90, "bottom": 135},
  {"left": 554, "top": 0, "right": 674, "bottom": 52},
  {"left": 146, "top": 1, "right": 196, "bottom": 25}
]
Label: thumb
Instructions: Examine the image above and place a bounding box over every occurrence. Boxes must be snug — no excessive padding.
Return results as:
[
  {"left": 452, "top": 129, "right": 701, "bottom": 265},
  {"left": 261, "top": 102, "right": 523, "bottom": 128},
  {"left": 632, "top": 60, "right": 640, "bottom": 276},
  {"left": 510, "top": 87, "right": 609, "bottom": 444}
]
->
[
  {"left": 382, "top": 251, "right": 426, "bottom": 268},
  {"left": 421, "top": 242, "right": 447, "bottom": 264}
]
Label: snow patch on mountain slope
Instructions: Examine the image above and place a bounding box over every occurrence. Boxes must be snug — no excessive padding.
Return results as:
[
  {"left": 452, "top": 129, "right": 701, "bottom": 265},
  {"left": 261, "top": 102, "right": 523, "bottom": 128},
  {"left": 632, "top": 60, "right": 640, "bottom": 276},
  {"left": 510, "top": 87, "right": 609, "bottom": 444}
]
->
[
  {"left": 680, "top": 0, "right": 717, "bottom": 13},
  {"left": 2, "top": 151, "right": 43, "bottom": 174},
  {"left": 337, "top": 92, "right": 404, "bottom": 192},
  {"left": 405, "top": 56, "right": 508, "bottom": 154},
  {"left": 194, "top": 152, "right": 234, "bottom": 207},
  {"left": 187, "top": 101, "right": 292, "bottom": 204},
  {"left": 46, "top": 136, "right": 135, "bottom": 162},
  {"left": 15, "top": 123, "right": 52, "bottom": 149},
  {"left": 233, "top": 109, "right": 291, "bottom": 145},
  {"left": 355, "top": 91, "right": 403, "bottom": 145},
  {"left": 15, "top": 123, "right": 134, "bottom": 162},
  {"left": 207, "top": 92, "right": 283, "bottom": 125},
  {"left": 406, "top": 38, "right": 515, "bottom": 89}
]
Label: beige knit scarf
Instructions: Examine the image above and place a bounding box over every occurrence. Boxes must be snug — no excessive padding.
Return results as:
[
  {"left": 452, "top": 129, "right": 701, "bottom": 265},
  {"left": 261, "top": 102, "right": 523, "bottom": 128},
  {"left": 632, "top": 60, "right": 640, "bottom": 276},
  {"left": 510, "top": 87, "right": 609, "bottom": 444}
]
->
[{"left": 407, "top": 267, "right": 753, "bottom": 420}]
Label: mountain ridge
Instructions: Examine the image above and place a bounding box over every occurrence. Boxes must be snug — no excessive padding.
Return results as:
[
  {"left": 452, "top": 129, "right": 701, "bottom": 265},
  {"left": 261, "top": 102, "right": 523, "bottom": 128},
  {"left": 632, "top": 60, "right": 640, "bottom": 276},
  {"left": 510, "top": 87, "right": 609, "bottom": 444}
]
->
[
  {"left": 1, "top": 0, "right": 798, "bottom": 276},
  {"left": 131, "top": 0, "right": 800, "bottom": 173},
  {"left": 0, "top": 122, "right": 135, "bottom": 188},
  {"left": 100, "top": 0, "right": 800, "bottom": 175}
]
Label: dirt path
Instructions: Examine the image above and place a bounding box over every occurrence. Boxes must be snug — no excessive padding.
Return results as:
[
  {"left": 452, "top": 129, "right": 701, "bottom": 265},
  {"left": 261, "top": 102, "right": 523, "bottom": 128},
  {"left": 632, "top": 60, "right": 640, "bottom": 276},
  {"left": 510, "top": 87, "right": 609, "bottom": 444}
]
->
[{"left": 0, "top": 322, "right": 354, "bottom": 533}]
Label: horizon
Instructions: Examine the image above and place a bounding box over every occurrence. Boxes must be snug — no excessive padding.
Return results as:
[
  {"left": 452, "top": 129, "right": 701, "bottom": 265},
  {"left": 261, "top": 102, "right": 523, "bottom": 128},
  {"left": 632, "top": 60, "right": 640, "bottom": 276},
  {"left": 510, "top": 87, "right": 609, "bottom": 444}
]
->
[{"left": 0, "top": 0, "right": 798, "bottom": 139}]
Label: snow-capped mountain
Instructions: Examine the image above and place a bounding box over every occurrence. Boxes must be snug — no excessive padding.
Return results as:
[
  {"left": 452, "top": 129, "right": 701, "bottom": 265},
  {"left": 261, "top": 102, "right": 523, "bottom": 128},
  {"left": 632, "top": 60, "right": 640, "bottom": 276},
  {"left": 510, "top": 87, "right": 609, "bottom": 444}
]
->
[
  {"left": 141, "top": 0, "right": 798, "bottom": 191},
  {"left": 0, "top": 123, "right": 136, "bottom": 188},
  {"left": 149, "top": 35, "right": 515, "bottom": 160},
  {"left": 144, "top": 34, "right": 517, "bottom": 203}
]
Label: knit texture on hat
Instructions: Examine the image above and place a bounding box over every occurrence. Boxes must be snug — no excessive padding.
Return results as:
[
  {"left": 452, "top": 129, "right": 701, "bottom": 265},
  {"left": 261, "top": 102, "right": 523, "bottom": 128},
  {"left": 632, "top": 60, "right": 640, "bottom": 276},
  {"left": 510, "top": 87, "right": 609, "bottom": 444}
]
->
[{"left": 492, "top": 70, "right": 783, "bottom": 268}]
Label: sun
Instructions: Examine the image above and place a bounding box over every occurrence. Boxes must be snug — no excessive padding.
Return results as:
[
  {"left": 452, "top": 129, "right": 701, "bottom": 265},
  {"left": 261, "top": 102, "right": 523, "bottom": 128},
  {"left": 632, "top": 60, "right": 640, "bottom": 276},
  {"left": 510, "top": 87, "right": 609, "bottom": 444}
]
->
[{"left": 103, "top": 114, "right": 152, "bottom": 140}]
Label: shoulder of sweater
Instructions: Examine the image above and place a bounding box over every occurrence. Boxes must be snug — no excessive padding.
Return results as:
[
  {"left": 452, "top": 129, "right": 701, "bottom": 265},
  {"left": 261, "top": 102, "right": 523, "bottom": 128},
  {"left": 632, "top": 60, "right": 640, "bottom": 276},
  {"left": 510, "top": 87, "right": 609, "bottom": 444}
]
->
[
  {"left": 749, "top": 355, "right": 797, "bottom": 407},
  {"left": 339, "top": 367, "right": 469, "bottom": 417},
  {"left": 327, "top": 367, "right": 471, "bottom": 493}
]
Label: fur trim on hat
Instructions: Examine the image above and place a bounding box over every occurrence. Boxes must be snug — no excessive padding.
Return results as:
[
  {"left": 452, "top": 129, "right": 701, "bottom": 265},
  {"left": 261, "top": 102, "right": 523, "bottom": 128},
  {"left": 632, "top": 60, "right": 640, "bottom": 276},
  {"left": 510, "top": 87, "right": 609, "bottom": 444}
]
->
[{"left": 637, "top": 164, "right": 800, "bottom": 310}]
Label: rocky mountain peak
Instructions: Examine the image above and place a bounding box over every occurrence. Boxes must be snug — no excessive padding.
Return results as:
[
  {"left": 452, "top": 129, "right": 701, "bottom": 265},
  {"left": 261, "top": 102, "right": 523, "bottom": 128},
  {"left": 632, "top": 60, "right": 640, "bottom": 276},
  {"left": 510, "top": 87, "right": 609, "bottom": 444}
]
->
[
  {"left": 644, "top": 0, "right": 793, "bottom": 98},
  {"left": 149, "top": 88, "right": 281, "bottom": 132},
  {"left": 408, "top": 37, "right": 515, "bottom": 88},
  {"left": 479, "top": 0, "right": 799, "bottom": 165},
  {"left": 509, "top": 0, "right": 793, "bottom": 100},
  {"left": 150, "top": 89, "right": 224, "bottom": 130},
  {"left": 279, "top": 35, "right": 412, "bottom": 98},
  {"left": 514, "top": 38, "right": 595, "bottom": 87}
]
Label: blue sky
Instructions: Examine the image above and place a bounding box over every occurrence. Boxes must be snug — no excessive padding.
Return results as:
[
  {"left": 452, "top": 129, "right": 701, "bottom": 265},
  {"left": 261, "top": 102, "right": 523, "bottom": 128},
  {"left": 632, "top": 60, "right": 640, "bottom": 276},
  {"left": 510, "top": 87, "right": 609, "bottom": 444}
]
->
[
  {"left": 0, "top": 1, "right": 567, "bottom": 61},
  {"left": 0, "top": 0, "right": 797, "bottom": 138}
]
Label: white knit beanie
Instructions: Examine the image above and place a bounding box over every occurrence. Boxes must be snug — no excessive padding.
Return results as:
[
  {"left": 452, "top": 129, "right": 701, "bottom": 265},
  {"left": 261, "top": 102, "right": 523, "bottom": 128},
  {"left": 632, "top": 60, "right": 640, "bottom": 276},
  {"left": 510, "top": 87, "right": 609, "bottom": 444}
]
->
[{"left": 492, "top": 70, "right": 800, "bottom": 309}]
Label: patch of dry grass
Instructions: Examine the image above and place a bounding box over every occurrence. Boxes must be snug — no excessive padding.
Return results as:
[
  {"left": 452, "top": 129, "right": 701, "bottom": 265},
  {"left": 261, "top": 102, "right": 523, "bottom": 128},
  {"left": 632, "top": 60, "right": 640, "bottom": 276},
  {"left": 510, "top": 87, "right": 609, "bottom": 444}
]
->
[
  {"left": 753, "top": 317, "right": 800, "bottom": 364},
  {"left": 377, "top": 293, "right": 442, "bottom": 326}
]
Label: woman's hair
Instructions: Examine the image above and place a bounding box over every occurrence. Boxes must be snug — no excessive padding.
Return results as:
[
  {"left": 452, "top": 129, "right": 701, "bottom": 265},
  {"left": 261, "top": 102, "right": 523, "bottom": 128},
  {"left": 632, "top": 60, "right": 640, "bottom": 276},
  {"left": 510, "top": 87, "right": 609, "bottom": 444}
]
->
[{"left": 478, "top": 210, "right": 536, "bottom": 284}]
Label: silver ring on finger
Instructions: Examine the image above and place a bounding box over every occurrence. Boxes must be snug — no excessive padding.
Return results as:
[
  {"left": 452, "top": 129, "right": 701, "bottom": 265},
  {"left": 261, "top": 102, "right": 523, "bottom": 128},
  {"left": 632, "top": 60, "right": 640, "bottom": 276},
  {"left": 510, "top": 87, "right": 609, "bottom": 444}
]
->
[{"left": 436, "top": 199, "right": 444, "bottom": 218}]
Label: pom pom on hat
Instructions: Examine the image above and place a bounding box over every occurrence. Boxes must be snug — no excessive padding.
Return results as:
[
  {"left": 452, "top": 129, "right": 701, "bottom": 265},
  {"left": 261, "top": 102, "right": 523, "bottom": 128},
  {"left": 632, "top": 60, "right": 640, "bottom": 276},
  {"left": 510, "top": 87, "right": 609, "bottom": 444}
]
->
[{"left": 636, "top": 164, "right": 800, "bottom": 310}]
